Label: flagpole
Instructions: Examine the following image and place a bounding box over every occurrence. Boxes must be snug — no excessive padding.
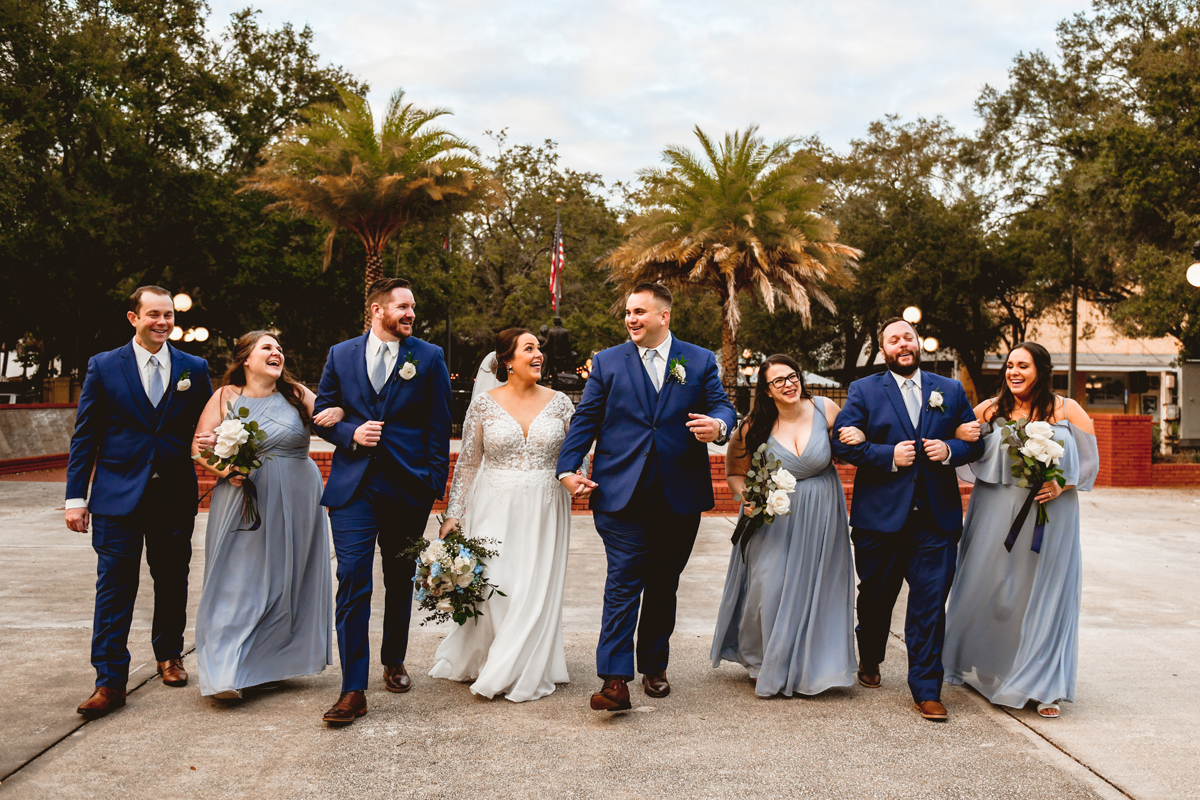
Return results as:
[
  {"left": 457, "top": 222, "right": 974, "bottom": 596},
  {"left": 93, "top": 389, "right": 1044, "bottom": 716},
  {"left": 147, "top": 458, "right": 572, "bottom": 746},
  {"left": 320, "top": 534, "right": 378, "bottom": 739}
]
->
[
  {"left": 554, "top": 197, "right": 563, "bottom": 318},
  {"left": 444, "top": 229, "right": 452, "bottom": 372}
]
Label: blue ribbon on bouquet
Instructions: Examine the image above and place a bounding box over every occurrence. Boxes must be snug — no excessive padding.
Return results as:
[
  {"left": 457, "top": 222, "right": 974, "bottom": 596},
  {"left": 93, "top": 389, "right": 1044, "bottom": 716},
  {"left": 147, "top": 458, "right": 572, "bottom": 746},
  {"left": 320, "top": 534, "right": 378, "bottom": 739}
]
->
[{"left": 1002, "top": 485, "right": 1044, "bottom": 554}]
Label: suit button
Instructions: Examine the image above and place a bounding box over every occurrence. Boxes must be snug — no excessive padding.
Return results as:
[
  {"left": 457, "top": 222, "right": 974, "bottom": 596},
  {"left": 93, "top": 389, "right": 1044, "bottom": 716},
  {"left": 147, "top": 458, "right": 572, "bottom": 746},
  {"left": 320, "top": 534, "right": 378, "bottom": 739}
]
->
[
  {"left": 652, "top": 426, "right": 656, "bottom": 431},
  {"left": 643, "top": 452, "right": 649, "bottom": 457}
]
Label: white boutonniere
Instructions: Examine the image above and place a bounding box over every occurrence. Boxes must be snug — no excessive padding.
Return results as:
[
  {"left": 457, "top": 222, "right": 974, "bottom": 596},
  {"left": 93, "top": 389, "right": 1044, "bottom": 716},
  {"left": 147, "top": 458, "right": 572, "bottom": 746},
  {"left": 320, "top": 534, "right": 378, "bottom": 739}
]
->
[
  {"left": 668, "top": 356, "right": 688, "bottom": 385},
  {"left": 176, "top": 370, "right": 192, "bottom": 392},
  {"left": 398, "top": 353, "right": 419, "bottom": 381},
  {"left": 928, "top": 389, "right": 945, "bottom": 413}
]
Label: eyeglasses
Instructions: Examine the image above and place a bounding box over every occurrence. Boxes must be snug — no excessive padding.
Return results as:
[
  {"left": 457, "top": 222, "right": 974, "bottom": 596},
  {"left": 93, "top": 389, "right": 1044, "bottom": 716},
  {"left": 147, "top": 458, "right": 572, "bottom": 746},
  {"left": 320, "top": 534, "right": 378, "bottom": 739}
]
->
[{"left": 766, "top": 373, "right": 802, "bottom": 389}]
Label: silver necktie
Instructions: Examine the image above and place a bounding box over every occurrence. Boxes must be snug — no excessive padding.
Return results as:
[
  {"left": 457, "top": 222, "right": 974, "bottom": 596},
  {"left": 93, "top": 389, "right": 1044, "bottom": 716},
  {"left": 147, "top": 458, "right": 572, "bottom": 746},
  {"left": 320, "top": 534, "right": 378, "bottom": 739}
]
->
[
  {"left": 370, "top": 344, "right": 390, "bottom": 393},
  {"left": 147, "top": 356, "right": 165, "bottom": 407},
  {"left": 903, "top": 378, "right": 920, "bottom": 428},
  {"left": 644, "top": 349, "right": 660, "bottom": 391}
]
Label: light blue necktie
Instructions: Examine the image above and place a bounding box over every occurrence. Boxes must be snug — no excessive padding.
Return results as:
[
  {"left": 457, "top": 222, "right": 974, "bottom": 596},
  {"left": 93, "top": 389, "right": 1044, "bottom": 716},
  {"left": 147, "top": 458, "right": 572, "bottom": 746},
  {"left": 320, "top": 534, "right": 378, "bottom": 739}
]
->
[
  {"left": 147, "top": 355, "right": 164, "bottom": 407},
  {"left": 643, "top": 349, "right": 660, "bottom": 391},
  {"left": 370, "top": 343, "right": 390, "bottom": 393},
  {"left": 903, "top": 378, "right": 920, "bottom": 428}
]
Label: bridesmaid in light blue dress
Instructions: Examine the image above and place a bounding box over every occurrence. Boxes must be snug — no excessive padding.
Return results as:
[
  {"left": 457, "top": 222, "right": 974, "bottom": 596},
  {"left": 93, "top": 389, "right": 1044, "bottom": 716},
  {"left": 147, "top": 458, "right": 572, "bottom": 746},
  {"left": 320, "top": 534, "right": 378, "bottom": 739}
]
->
[
  {"left": 711, "top": 355, "right": 857, "bottom": 697},
  {"left": 944, "top": 342, "right": 1097, "bottom": 718},
  {"left": 193, "top": 331, "right": 333, "bottom": 700}
]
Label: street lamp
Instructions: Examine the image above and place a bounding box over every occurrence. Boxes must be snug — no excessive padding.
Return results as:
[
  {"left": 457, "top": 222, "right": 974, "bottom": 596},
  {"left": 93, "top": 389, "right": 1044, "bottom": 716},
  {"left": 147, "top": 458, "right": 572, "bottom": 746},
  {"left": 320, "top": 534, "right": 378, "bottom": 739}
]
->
[
  {"left": 192, "top": 327, "right": 209, "bottom": 343},
  {"left": 923, "top": 337, "right": 939, "bottom": 352},
  {"left": 173, "top": 293, "right": 193, "bottom": 313},
  {"left": 903, "top": 306, "right": 922, "bottom": 324},
  {"left": 1188, "top": 241, "right": 1200, "bottom": 287}
]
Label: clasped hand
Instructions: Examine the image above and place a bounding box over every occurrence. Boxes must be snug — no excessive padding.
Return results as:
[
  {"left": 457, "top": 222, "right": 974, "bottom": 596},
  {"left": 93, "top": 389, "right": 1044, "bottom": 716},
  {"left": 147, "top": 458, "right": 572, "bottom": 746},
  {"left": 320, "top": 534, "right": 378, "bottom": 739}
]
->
[
  {"left": 836, "top": 426, "right": 949, "bottom": 465},
  {"left": 560, "top": 471, "right": 598, "bottom": 500}
]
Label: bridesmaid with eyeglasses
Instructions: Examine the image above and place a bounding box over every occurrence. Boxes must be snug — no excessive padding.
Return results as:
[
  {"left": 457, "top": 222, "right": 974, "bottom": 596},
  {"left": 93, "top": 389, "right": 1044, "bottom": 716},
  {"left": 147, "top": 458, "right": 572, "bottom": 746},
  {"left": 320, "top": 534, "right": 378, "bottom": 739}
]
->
[{"left": 710, "top": 354, "right": 857, "bottom": 697}]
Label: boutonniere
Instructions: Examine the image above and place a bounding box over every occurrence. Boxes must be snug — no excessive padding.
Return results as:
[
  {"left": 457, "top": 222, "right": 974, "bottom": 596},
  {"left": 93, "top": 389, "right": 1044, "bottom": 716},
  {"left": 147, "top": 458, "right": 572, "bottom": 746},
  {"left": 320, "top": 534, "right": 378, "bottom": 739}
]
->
[
  {"left": 176, "top": 370, "right": 192, "bottom": 392},
  {"left": 398, "top": 353, "right": 419, "bottom": 381},
  {"left": 667, "top": 356, "right": 688, "bottom": 386},
  {"left": 928, "top": 389, "right": 945, "bottom": 413}
]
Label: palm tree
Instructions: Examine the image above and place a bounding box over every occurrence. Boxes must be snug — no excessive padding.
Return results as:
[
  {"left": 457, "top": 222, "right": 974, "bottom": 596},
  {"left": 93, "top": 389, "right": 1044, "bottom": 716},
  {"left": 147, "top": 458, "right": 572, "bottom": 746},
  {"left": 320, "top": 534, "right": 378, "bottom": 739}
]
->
[
  {"left": 242, "top": 87, "right": 487, "bottom": 325},
  {"left": 605, "top": 126, "right": 861, "bottom": 390}
]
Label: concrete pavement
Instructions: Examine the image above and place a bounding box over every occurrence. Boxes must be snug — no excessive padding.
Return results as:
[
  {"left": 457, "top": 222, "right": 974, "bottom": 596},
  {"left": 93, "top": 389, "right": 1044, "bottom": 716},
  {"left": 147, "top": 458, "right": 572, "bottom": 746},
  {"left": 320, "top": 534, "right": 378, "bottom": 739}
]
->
[{"left": 0, "top": 480, "right": 1196, "bottom": 798}]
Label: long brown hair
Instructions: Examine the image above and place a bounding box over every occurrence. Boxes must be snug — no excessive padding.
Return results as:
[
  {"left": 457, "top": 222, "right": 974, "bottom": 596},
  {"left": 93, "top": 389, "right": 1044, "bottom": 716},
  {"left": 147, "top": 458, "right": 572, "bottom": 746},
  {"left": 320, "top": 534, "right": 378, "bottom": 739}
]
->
[
  {"left": 738, "top": 354, "right": 811, "bottom": 457},
  {"left": 993, "top": 341, "right": 1056, "bottom": 423},
  {"left": 222, "top": 331, "right": 309, "bottom": 427}
]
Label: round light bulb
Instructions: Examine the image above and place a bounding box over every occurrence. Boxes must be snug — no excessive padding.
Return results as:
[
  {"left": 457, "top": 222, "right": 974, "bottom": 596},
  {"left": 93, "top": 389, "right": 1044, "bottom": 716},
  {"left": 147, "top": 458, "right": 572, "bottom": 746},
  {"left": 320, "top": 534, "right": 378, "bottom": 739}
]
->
[
  {"left": 742, "top": 348, "right": 752, "bottom": 359},
  {"left": 183, "top": 329, "right": 195, "bottom": 342},
  {"left": 923, "top": 337, "right": 939, "bottom": 352},
  {"left": 903, "top": 306, "right": 922, "bottom": 324},
  {"left": 193, "top": 327, "right": 209, "bottom": 342},
  {"left": 1188, "top": 262, "right": 1200, "bottom": 288},
  {"left": 173, "top": 293, "right": 193, "bottom": 313},
  {"left": 168, "top": 327, "right": 183, "bottom": 341}
]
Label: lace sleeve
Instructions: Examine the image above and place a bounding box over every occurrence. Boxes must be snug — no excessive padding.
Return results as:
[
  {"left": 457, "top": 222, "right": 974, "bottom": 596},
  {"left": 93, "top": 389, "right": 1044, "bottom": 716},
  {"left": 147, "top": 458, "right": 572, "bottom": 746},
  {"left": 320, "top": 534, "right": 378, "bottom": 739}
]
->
[
  {"left": 446, "top": 395, "right": 485, "bottom": 519},
  {"left": 557, "top": 392, "right": 590, "bottom": 477}
]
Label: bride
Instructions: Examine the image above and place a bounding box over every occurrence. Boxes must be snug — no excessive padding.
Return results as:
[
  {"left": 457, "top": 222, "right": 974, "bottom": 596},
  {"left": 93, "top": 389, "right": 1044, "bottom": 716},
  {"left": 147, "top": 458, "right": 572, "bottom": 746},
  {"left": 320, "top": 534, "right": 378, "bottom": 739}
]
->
[{"left": 428, "top": 328, "right": 582, "bottom": 701}]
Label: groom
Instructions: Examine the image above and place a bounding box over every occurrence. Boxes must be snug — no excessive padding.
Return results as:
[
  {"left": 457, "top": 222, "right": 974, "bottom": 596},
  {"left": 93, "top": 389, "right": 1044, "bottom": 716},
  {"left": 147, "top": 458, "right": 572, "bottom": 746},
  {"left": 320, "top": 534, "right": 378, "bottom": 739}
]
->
[
  {"left": 65, "top": 285, "right": 212, "bottom": 718},
  {"left": 830, "top": 316, "right": 983, "bottom": 721},
  {"left": 314, "top": 277, "right": 451, "bottom": 725},
  {"left": 558, "top": 283, "right": 736, "bottom": 711}
]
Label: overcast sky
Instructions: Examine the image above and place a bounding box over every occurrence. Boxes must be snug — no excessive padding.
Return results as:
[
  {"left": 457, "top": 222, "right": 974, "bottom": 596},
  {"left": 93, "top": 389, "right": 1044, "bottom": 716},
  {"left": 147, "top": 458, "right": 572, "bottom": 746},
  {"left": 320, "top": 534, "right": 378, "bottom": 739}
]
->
[{"left": 207, "top": 0, "right": 1083, "bottom": 185}]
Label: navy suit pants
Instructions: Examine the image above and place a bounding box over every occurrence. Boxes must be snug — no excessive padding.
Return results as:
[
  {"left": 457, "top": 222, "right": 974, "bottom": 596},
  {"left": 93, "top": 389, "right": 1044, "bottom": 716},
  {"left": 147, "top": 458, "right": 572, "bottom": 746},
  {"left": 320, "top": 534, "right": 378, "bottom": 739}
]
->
[
  {"left": 90, "top": 483, "right": 194, "bottom": 688},
  {"left": 328, "top": 465, "right": 431, "bottom": 693},
  {"left": 592, "top": 480, "right": 701, "bottom": 680},
  {"left": 851, "top": 508, "right": 958, "bottom": 702}
]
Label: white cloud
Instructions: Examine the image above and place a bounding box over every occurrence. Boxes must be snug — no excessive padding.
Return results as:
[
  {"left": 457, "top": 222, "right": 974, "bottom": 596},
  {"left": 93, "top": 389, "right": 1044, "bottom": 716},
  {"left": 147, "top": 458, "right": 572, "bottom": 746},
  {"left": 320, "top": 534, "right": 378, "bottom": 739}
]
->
[{"left": 208, "top": 0, "right": 1083, "bottom": 183}]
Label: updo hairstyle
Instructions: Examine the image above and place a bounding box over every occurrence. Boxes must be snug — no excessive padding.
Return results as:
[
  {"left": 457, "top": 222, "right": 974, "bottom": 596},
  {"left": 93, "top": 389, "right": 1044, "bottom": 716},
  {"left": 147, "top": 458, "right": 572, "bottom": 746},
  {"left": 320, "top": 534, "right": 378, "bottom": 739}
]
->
[{"left": 493, "top": 328, "right": 534, "bottom": 382}]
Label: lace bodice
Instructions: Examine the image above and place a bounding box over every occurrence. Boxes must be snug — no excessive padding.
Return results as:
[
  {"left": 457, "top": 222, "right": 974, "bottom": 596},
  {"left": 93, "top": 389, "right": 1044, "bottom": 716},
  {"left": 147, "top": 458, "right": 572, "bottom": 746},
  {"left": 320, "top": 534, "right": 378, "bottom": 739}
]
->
[{"left": 446, "top": 391, "right": 577, "bottom": 518}]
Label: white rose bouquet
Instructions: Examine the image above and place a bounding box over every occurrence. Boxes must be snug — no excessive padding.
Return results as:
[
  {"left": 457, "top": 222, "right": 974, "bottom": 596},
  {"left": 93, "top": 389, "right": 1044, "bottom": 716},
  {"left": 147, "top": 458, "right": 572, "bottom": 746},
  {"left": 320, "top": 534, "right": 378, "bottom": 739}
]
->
[
  {"left": 194, "top": 402, "right": 268, "bottom": 530},
  {"left": 1000, "top": 417, "right": 1067, "bottom": 553},
  {"left": 405, "top": 517, "right": 505, "bottom": 626},
  {"left": 730, "top": 443, "right": 798, "bottom": 558}
]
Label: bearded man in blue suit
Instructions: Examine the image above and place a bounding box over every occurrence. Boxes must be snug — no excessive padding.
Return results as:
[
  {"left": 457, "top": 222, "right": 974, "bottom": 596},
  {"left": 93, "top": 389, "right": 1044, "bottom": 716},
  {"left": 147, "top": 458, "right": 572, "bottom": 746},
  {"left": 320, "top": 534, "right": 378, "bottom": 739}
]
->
[
  {"left": 557, "top": 283, "right": 736, "bottom": 712},
  {"left": 313, "top": 277, "right": 452, "bottom": 725},
  {"left": 830, "top": 316, "right": 983, "bottom": 721},
  {"left": 65, "top": 286, "right": 213, "bottom": 718}
]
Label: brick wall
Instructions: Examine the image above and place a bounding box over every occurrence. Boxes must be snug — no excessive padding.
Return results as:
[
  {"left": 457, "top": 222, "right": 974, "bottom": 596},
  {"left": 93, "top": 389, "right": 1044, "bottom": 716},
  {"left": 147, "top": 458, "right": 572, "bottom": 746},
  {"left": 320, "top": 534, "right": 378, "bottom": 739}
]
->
[{"left": 1092, "top": 415, "right": 1154, "bottom": 487}]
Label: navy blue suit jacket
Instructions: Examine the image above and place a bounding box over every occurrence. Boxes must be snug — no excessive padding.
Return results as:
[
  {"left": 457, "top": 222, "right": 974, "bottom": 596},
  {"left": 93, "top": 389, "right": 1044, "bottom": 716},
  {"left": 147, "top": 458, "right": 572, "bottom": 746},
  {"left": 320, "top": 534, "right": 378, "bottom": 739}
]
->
[
  {"left": 313, "top": 334, "right": 451, "bottom": 509},
  {"left": 830, "top": 370, "right": 983, "bottom": 534},
  {"left": 556, "top": 338, "right": 736, "bottom": 515},
  {"left": 65, "top": 343, "right": 212, "bottom": 518}
]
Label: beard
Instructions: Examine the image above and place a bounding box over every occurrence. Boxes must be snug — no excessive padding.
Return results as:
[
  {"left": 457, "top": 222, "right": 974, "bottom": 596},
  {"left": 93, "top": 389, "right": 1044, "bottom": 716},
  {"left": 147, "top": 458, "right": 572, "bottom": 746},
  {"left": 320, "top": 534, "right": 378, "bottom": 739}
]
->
[
  {"left": 884, "top": 348, "right": 919, "bottom": 377},
  {"left": 382, "top": 314, "right": 413, "bottom": 339}
]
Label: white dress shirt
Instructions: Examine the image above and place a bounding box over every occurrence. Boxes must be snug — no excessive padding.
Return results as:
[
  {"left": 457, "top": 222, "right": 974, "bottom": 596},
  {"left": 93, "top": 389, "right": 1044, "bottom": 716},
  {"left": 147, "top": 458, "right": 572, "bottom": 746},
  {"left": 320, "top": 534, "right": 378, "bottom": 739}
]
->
[
  {"left": 66, "top": 339, "right": 172, "bottom": 510},
  {"left": 367, "top": 331, "right": 398, "bottom": 389},
  {"left": 888, "top": 368, "right": 951, "bottom": 469}
]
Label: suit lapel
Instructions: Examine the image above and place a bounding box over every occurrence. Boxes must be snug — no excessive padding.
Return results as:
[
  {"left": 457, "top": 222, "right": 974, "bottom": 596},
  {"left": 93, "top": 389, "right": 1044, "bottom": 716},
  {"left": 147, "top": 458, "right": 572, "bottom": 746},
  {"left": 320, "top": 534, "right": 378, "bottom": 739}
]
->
[
  {"left": 918, "top": 373, "right": 935, "bottom": 437},
  {"left": 652, "top": 340, "right": 684, "bottom": 424},
  {"left": 379, "top": 339, "right": 414, "bottom": 418},
  {"left": 351, "top": 334, "right": 373, "bottom": 414},
  {"left": 154, "top": 346, "right": 186, "bottom": 431},
  {"left": 882, "top": 372, "right": 916, "bottom": 439},
  {"left": 119, "top": 343, "right": 155, "bottom": 425},
  {"left": 622, "top": 342, "right": 652, "bottom": 420}
]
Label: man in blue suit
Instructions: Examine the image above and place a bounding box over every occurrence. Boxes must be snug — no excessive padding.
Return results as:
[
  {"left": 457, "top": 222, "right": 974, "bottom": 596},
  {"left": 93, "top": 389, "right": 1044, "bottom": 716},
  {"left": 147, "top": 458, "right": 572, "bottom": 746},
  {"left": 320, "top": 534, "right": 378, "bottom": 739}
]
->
[
  {"left": 313, "top": 277, "right": 451, "bottom": 724},
  {"left": 830, "top": 316, "right": 983, "bottom": 721},
  {"left": 557, "top": 283, "right": 736, "bottom": 711},
  {"left": 65, "top": 285, "right": 213, "bottom": 718}
]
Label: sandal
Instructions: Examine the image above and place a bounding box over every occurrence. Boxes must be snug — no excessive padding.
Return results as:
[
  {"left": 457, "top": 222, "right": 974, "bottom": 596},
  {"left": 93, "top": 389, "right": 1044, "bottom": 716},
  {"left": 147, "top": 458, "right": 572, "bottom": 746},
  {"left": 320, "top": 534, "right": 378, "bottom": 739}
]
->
[{"left": 1036, "top": 702, "right": 1060, "bottom": 718}]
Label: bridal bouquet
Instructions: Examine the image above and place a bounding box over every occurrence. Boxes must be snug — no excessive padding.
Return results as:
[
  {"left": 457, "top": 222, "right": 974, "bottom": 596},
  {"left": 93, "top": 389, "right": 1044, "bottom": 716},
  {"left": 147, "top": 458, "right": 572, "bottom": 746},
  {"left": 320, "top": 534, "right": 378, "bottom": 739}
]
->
[
  {"left": 1000, "top": 418, "right": 1067, "bottom": 553},
  {"left": 194, "top": 402, "right": 268, "bottom": 530},
  {"left": 407, "top": 518, "right": 505, "bottom": 626},
  {"left": 730, "top": 443, "right": 797, "bottom": 558}
]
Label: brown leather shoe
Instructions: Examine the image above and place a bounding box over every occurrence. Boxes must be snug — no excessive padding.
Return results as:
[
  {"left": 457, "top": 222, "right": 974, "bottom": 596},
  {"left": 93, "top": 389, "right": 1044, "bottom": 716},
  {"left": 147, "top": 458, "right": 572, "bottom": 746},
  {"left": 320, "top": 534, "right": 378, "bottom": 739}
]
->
[
  {"left": 383, "top": 663, "right": 411, "bottom": 693},
  {"left": 322, "top": 691, "right": 367, "bottom": 724},
  {"left": 914, "top": 700, "right": 949, "bottom": 720},
  {"left": 856, "top": 663, "right": 881, "bottom": 689},
  {"left": 157, "top": 658, "right": 188, "bottom": 687},
  {"left": 590, "top": 678, "right": 631, "bottom": 712},
  {"left": 77, "top": 686, "right": 126, "bottom": 719},
  {"left": 642, "top": 671, "right": 670, "bottom": 698}
]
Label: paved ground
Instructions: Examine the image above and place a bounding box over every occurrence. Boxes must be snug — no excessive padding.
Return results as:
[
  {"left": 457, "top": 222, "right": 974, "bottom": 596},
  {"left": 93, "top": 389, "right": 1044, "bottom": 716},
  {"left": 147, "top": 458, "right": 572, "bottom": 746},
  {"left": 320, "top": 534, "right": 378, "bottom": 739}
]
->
[{"left": 0, "top": 480, "right": 1196, "bottom": 799}]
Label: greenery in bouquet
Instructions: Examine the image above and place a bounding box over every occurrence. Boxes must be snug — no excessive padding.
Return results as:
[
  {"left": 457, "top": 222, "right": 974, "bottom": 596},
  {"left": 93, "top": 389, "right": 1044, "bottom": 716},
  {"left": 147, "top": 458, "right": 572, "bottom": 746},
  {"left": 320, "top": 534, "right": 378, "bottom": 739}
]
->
[
  {"left": 405, "top": 518, "right": 505, "bottom": 626},
  {"left": 193, "top": 402, "right": 268, "bottom": 530},
  {"left": 1000, "top": 417, "right": 1067, "bottom": 551},
  {"left": 730, "top": 443, "right": 798, "bottom": 558}
]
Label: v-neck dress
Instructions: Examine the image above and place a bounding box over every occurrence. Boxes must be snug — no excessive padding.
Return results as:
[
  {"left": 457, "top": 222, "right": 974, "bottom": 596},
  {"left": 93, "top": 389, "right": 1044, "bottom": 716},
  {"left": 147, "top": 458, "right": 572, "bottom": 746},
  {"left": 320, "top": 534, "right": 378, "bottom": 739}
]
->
[
  {"left": 710, "top": 396, "right": 857, "bottom": 696},
  {"left": 428, "top": 391, "right": 576, "bottom": 702}
]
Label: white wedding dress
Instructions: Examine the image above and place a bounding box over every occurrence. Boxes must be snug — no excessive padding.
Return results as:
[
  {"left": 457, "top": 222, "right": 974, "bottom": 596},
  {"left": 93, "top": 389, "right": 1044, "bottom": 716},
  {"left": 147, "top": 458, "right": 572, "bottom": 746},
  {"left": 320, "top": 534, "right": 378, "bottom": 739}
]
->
[{"left": 428, "top": 390, "right": 577, "bottom": 701}]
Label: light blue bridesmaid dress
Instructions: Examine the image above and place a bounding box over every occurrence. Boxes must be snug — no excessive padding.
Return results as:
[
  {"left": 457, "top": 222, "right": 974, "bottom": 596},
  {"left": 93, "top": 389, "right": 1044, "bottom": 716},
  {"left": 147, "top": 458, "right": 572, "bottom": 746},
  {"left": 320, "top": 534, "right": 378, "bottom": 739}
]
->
[
  {"left": 944, "top": 412, "right": 1098, "bottom": 707},
  {"left": 196, "top": 391, "right": 333, "bottom": 696},
  {"left": 711, "top": 397, "right": 857, "bottom": 697}
]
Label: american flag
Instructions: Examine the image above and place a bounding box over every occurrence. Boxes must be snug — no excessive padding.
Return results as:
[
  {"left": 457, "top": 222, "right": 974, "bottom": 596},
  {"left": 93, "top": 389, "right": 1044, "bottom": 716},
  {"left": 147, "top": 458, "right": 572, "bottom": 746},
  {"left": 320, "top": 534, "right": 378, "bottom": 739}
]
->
[{"left": 548, "top": 215, "right": 564, "bottom": 313}]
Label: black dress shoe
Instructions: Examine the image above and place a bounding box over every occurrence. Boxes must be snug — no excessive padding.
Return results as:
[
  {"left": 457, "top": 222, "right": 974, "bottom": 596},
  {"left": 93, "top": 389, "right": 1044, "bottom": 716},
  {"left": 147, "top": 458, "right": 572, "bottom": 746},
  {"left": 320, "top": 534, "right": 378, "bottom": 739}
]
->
[
  {"left": 322, "top": 691, "right": 367, "bottom": 724},
  {"left": 383, "top": 663, "right": 411, "bottom": 693},
  {"left": 642, "top": 671, "right": 670, "bottom": 698},
  {"left": 856, "top": 663, "right": 881, "bottom": 689},
  {"left": 590, "top": 678, "right": 631, "bottom": 711}
]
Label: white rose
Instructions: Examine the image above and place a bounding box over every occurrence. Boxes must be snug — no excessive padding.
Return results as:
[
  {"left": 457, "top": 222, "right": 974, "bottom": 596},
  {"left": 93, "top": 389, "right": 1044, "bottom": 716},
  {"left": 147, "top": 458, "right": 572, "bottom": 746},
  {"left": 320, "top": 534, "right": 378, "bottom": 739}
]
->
[
  {"left": 213, "top": 440, "right": 237, "bottom": 459},
  {"left": 765, "top": 488, "right": 791, "bottom": 518},
  {"left": 176, "top": 378, "right": 191, "bottom": 391},
  {"left": 399, "top": 362, "right": 417, "bottom": 380},
  {"left": 1023, "top": 420, "right": 1055, "bottom": 440},
  {"left": 771, "top": 468, "right": 797, "bottom": 492},
  {"left": 1019, "top": 437, "right": 1053, "bottom": 465},
  {"left": 213, "top": 418, "right": 249, "bottom": 459},
  {"left": 928, "top": 390, "right": 943, "bottom": 408},
  {"left": 672, "top": 364, "right": 686, "bottom": 384},
  {"left": 426, "top": 541, "right": 447, "bottom": 562},
  {"left": 455, "top": 570, "right": 475, "bottom": 588},
  {"left": 1042, "top": 437, "right": 1065, "bottom": 463}
]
